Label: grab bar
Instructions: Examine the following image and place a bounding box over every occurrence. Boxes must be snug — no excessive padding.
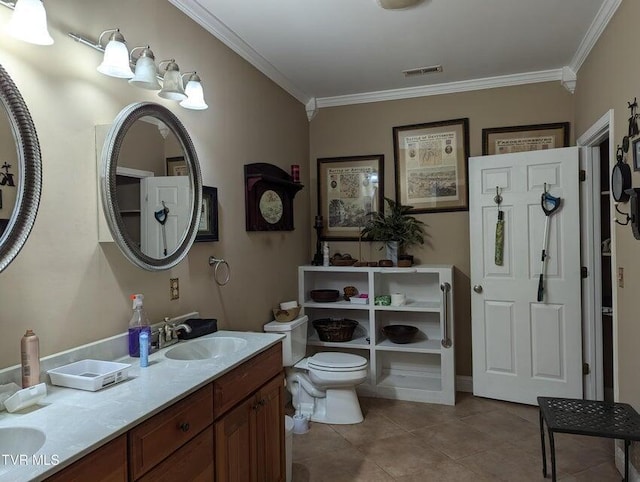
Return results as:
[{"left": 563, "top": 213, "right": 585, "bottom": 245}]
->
[{"left": 440, "top": 282, "right": 452, "bottom": 348}]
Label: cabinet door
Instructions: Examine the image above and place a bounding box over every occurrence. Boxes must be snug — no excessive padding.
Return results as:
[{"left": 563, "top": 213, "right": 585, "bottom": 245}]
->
[
  {"left": 254, "top": 375, "right": 285, "bottom": 482},
  {"left": 138, "top": 426, "right": 214, "bottom": 482},
  {"left": 46, "top": 435, "right": 127, "bottom": 482},
  {"left": 215, "top": 395, "right": 256, "bottom": 482}
]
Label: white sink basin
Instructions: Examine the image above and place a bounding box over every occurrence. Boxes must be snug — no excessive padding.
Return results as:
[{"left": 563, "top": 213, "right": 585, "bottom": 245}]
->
[
  {"left": 0, "top": 427, "right": 45, "bottom": 470},
  {"left": 164, "top": 337, "right": 248, "bottom": 360}
]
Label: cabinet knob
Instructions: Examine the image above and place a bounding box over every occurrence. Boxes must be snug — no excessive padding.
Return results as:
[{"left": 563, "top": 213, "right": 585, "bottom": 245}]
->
[
  {"left": 473, "top": 285, "right": 483, "bottom": 293},
  {"left": 179, "top": 422, "right": 190, "bottom": 432}
]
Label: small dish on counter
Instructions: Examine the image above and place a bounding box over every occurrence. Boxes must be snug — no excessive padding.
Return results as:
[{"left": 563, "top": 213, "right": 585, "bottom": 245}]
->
[{"left": 48, "top": 359, "right": 131, "bottom": 391}]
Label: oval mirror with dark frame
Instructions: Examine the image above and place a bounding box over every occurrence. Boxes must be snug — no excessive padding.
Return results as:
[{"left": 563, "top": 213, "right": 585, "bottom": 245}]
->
[
  {"left": 101, "top": 102, "right": 202, "bottom": 271},
  {"left": 0, "top": 64, "right": 42, "bottom": 273}
]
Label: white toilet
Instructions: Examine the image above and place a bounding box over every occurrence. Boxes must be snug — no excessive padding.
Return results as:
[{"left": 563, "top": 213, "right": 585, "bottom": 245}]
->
[{"left": 264, "top": 315, "right": 368, "bottom": 424}]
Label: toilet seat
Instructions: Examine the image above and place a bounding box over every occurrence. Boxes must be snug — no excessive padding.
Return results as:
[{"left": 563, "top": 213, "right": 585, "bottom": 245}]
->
[{"left": 307, "top": 352, "right": 368, "bottom": 372}]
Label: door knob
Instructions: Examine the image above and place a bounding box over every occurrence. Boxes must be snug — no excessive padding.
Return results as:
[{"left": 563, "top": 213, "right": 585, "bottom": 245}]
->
[{"left": 473, "top": 285, "right": 483, "bottom": 293}]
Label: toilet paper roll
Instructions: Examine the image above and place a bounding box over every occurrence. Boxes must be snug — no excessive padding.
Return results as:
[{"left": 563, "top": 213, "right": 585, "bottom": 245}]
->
[
  {"left": 390, "top": 293, "right": 406, "bottom": 306},
  {"left": 280, "top": 300, "right": 298, "bottom": 310}
]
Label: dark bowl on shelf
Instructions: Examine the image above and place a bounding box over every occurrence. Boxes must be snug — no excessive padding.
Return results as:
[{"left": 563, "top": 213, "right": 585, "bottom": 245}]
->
[
  {"left": 312, "top": 318, "right": 358, "bottom": 342},
  {"left": 382, "top": 325, "right": 418, "bottom": 344},
  {"left": 310, "top": 289, "right": 340, "bottom": 302}
]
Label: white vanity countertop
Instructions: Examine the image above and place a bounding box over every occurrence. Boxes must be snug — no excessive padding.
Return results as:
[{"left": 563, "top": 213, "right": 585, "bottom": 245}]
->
[{"left": 0, "top": 330, "right": 284, "bottom": 482}]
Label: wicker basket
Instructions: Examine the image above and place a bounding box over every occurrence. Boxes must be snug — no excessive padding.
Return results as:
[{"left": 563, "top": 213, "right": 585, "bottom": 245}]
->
[{"left": 312, "top": 318, "right": 358, "bottom": 342}]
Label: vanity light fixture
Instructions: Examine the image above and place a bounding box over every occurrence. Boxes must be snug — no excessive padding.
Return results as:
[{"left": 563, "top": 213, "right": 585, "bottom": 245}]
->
[
  {"left": 0, "top": 0, "right": 54, "bottom": 45},
  {"left": 67, "top": 31, "right": 207, "bottom": 111},
  {"left": 180, "top": 72, "right": 208, "bottom": 110},
  {"left": 129, "top": 46, "right": 161, "bottom": 90},
  {"left": 96, "top": 29, "right": 134, "bottom": 78},
  {"left": 158, "top": 60, "right": 186, "bottom": 101}
]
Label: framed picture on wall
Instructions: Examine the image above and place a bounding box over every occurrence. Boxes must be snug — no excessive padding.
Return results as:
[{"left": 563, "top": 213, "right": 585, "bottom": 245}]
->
[
  {"left": 317, "top": 154, "right": 384, "bottom": 240},
  {"left": 633, "top": 137, "right": 640, "bottom": 171},
  {"left": 393, "top": 118, "right": 470, "bottom": 213},
  {"left": 195, "top": 186, "right": 219, "bottom": 242},
  {"left": 482, "top": 122, "right": 570, "bottom": 156},
  {"left": 166, "top": 156, "right": 188, "bottom": 176}
]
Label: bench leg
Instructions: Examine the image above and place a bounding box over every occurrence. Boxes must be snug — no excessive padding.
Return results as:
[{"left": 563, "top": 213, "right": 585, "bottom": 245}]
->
[
  {"left": 539, "top": 409, "right": 547, "bottom": 477},
  {"left": 625, "top": 439, "right": 630, "bottom": 481},
  {"left": 548, "top": 427, "right": 557, "bottom": 482}
]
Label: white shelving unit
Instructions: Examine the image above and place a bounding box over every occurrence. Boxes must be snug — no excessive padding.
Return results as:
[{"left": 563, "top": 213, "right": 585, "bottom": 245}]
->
[{"left": 298, "top": 265, "right": 455, "bottom": 405}]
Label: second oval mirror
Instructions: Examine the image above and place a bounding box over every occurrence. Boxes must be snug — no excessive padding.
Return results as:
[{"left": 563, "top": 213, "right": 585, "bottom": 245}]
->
[{"left": 101, "top": 102, "right": 202, "bottom": 271}]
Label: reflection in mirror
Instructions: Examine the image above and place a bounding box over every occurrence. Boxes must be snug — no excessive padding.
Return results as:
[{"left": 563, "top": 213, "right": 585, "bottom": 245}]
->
[
  {"left": 0, "top": 64, "right": 42, "bottom": 273},
  {"left": 0, "top": 103, "right": 19, "bottom": 237},
  {"left": 102, "top": 103, "right": 202, "bottom": 271}
]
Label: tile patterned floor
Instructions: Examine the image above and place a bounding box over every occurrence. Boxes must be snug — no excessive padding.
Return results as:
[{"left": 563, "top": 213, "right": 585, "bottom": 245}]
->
[{"left": 290, "top": 393, "right": 620, "bottom": 481}]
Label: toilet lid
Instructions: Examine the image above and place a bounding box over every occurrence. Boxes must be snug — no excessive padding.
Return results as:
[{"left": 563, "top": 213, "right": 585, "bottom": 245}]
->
[{"left": 307, "top": 352, "right": 368, "bottom": 372}]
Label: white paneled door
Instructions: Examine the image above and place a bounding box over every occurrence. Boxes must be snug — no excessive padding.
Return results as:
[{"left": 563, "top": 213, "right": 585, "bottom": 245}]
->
[
  {"left": 141, "top": 176, "right": 191, "bottom": 258},
  {"left": 469, "top": 147, "right": 582, "bottom": 405}
]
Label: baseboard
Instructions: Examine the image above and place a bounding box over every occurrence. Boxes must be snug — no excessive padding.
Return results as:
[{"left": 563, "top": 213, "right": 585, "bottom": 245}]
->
[
  {"left": 456, "top": 375, "right": 473, "bottom": 393},
  {"left": 615, "top": 442, "right": 639, "bottom": 481}
]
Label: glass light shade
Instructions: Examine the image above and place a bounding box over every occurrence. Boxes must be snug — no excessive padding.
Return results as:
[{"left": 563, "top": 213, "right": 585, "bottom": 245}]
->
[
  {"left": 8, "top": 0, "right": 54, "bottom": 46},
  {"left": 180, "top": 77, "right": 208, "bottom": 110},
  {"left": 129, "top": 56, "right": 160, "bottom": 90},
  {"left": 97, "top": 39, "right": 133, "bottom": 78},
  {"left": 158, "top": 68, "right": 186, "bottom": 101}
]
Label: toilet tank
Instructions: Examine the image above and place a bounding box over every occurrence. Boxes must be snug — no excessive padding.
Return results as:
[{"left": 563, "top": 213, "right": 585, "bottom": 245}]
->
[{"left": 264, "top": 315, "right": 308, "bottom": 366}]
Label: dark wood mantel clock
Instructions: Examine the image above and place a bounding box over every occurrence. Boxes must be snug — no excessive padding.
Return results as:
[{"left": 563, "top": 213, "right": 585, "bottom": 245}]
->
[{"left": 244, "top": 163, "right": 304, "bottom": 231}]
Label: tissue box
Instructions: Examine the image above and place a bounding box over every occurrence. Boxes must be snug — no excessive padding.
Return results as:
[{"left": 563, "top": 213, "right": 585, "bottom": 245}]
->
[{"left": 177, "top": 318, "right": 218, "bottom": 340}]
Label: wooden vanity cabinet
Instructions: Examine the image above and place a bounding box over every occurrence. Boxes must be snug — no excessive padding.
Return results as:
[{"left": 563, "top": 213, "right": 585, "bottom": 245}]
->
[
  {"left": 45, "top": 343, "right": 284, "bottom": 482},
  {"left": 213, "top": 343, "right": 285, "bottom": 482},
  {"left": 45, "top": 434, "right": 127, "bottom": 482}
]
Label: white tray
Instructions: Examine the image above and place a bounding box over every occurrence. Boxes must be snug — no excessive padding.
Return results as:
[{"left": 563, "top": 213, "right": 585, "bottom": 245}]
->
[{"left": 48, "top": 359, "right": 131, "bottom": 391}]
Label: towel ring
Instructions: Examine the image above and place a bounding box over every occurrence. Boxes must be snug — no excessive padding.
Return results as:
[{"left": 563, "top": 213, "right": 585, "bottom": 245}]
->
[{"left": 208, "top": 256, "right": 230, "bottom": 286}]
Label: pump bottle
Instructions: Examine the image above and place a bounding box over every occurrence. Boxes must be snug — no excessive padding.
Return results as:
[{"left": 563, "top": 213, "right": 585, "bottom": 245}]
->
[{"left": 128, "top": 294, "right": 151, "bottom": 357}]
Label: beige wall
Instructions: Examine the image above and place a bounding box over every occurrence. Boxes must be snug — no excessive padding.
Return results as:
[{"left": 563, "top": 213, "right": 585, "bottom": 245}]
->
[
  {"left": 0, "top": 0, "right": 309, "bottom": 369},
  {"left": 575, "top": 0, "right": 640, "bottom": 409},
  {"left": 310, "top": 83, "right": 575, "bottom": 376}
]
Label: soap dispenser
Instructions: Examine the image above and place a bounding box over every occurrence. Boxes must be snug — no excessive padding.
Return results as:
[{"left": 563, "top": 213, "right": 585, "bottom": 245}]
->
[{"left": 128, "top": 294, "right": 151, "bottom": 357}]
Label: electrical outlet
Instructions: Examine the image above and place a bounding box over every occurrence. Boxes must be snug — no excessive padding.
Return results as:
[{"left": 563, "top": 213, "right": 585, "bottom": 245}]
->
[
  {"left": 170, "top": 278, "right": 179, "bottom": 300},
  {"left": 618, "top": 267, "right": 624, "bottom": 288}
]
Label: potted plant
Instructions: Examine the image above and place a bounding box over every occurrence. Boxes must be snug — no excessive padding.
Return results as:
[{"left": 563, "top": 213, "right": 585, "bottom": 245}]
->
[{"left": 360, "top": 197, "right": 427, "bottom": 265}]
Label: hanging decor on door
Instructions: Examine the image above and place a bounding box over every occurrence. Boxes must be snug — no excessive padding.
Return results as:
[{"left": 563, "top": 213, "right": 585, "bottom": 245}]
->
[
  {"left": 537, "top": 184, "right": 562, "bottom": 302},
  {"left": 494, "top": 187, "right": 505, "bottom": 266},
  {"left": 154, "top": 201, "right": 170, "bottom": 256}
]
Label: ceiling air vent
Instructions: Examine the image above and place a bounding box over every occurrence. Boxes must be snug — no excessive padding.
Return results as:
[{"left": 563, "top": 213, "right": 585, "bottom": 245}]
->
[{"left": 402, "top": 65, "right": 443, "bottom": 77}]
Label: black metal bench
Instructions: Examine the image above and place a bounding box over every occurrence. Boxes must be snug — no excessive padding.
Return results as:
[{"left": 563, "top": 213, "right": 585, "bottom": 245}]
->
[{"left": 538, "top": 396, "right": 640, "bottom": 481}]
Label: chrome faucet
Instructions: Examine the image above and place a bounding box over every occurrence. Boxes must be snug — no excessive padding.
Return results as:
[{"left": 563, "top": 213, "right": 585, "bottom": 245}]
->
[
  {"left": 169, "top": 323, "right": 192, "bottom": 336},
  {"left": 152, "top": 319, "right": 192, "bottom": 350}
]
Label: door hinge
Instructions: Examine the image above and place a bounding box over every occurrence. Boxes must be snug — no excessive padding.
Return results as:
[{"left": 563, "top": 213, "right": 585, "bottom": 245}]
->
[
  {"left": 581, "top": 266, "right": 588, "bottom": 278},
  {"left": 583, "top": 362, "right": 590, "bottom": 375},
  {"left": 579, "top": 170, "right": 586, "bottom": 182}
]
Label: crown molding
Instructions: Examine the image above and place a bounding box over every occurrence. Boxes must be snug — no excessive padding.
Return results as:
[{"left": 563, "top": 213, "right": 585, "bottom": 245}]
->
[
  {"left": 171, "top": 0, "right": 620, "bottom": 111},
  {"left": 316, "top": 69, "right": 563, "bottom": 108},
  {"left": 168, "top": 0, "right": 312, "bottom": 105},
  {"left": 569, "top": 0, "right": 621, "bottom": 73}
]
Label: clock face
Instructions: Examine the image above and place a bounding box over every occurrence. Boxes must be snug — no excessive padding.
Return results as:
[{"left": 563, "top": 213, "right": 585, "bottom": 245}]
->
[
  {"left": 612, "top": 162, "right": 631, "bottom": 202},
  {"left": 259, "top": 190, "right": 283, "bottom": 224}
]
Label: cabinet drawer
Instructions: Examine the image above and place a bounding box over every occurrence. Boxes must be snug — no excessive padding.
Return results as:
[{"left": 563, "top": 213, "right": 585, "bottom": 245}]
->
[
  {"left": 46, "top": 434, "right": 127, "bottom": 482},
  {"left": 129, "top": 384, "right": 214, "bottom": 480},
  {"left": 138, "top": 426, "right": 214, "bottom": 482},
  {"left": 213, "top": 343, "right": 282, "bottom": 418}
]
